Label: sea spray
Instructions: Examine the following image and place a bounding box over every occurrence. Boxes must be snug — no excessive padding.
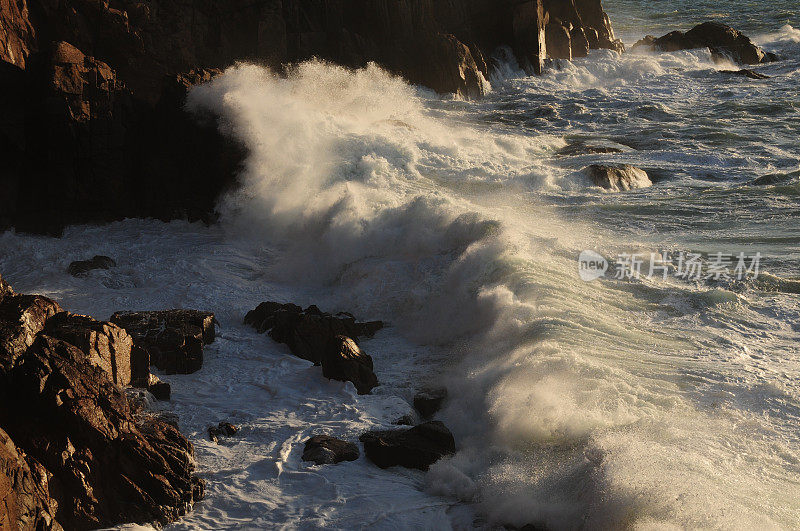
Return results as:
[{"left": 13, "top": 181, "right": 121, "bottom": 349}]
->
[{"left": 185, "top": 59, "right": 800, "bottom": 528}]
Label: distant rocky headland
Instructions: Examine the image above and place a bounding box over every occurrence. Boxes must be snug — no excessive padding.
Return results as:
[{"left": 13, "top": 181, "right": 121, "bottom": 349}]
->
[{"left": 1, "top": 0, "right": 623, "bottom": 235}]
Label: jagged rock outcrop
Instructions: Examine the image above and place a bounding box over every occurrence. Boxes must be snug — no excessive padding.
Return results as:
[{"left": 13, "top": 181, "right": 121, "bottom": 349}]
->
[
  {"left": 0, "top": 0, "right": 622, "bottom": 235},
  {"left": 632, "top": 22, "right": 777, "bottom": 65},
  {"left": 0, "top": 276, "right": 204, "bottom": 529},
  {"left": 110, "top": 310, "right": 216, "bottom": 375}
]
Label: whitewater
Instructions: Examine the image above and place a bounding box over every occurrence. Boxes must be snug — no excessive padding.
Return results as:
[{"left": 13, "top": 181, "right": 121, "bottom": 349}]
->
[{"left": 1, "top": 3, "right": 799, "bottom": 529}]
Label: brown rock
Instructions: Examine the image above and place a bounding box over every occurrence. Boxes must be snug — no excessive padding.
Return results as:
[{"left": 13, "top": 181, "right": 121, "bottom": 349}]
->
[
  {"left": 110, "top": 310, "right": 216, "bottom": 375},
  {"left": 0, "top": 335, "right": 203, "bottom": 528},
  {"left": 44, "top": 312, "right": 150, "bottom": 387},
  {"left": 0, "top": 428, "right": 61, "bottom": 531},
  {"left": 646, "top": 22, "right": 774, "bottom": 65},
  {"left": 0, "top": 294, "right": 62, "bottom": 371},
  {"left": 570, "top": 26, "right": 590, "bottom": 58}
]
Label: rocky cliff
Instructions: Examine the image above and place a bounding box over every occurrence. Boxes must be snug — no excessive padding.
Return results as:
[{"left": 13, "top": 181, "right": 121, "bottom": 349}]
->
[{"left": 0, "top": 0, "right": 622, "bottom": 235}]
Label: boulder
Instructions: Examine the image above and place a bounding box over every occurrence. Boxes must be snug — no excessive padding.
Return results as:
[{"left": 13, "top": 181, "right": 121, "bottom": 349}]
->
[
  {"left": 244, "top": 302, "right": 382, "bottom": 365},
  {"left": 0, "top": 335, "right": 203, "bottom": 528},
  {"left": 360, "top": 421, "right": 456, "bottom": 471},
  {"left": 0, "top": 428, "right": 61, "bottom": 531},
  {"left": 67, "top": 255, "right": 116, "bottom": 277},
  {"left": 634, "top": 22, "right": 775, "bottom": 65},
  {"left": 570, "top": 26, "right": 590, "bottom": 58},
  {"left": 321, "top": 336, "right": 378, "bottom": 395},
  {"left": 110, "top": 310, "right": 216, "bottom": 375},
  {"left": 413, "top": 387, "right": 449, "bottom": 419},
  {"left": 302, "top": 435, "right": 360, "bottom": 465},
  {"left": 583, "top": 164, "right": 652, "bottom": 191},
  {"left": 43, "top": 312, "right": 150, "bottom": 387}
]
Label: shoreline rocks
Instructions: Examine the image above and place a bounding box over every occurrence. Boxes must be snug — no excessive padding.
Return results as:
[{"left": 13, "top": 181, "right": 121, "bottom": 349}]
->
[
  {"left": 245, "top": 302, "right": 381, "bottom": 394},
  {"left": 110, "top": 310, "right": 216, "bottom": 375},
  {"left": 0, "top": 274, "right": 206, "bottom": 529},
  {"left": 633, "top": 22, "right": 777, "bottom": 65},
  {"left": 414, "top": 388, "right": 449, "bottom": 419},
  {"left": 67, "top": 255, "right": 116, "bottom": 277}
]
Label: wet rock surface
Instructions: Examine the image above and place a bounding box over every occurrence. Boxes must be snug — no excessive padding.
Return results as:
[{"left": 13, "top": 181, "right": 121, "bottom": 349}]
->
[
  {"left": 413, "top": 388, "right": 449, "bottom": 419},
  {"left": 110, "top": 310, "right": 215, "bottom": 375},
  {"left": 360, "top": 421, "right": 456, "bottom": 470},
  {"left": 67, "top": 255, "right": 116, "bottom": 277},
  {"left": 633, "top": 22, "right": 776, "bottom": 65},
  {"left": 208, "top": 422, "right": 240, "bottom": 444},
  {"left": 0, "top": 276, "right": 204, "bottom": 529},
  {"left": 583, "top": 164, "right": 652, "bottom": 191},
  {"left": 302, "top": 435, "right": 360, "bottom": 465}
]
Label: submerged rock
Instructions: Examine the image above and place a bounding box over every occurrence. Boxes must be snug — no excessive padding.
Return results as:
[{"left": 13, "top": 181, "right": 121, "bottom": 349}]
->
[
  {"left": 302, "top": 435, "right": 360, "bottom": 465},
  {"left": 360, "top": 421, "right": 456, "bottom": 470},
  {"left": 720, "top": 68, "right": 770, "bottom": 79},
  {"left": 110, "top": 310, "right": 215, "bottom": 375},
  {"left": 751, "top": 172, "right": 799, "bottom": 186},
  {"left": 633, "top": 22, "right": 776, "bottom": 65},
  {"left": 583, "top": 164, "right": 652, "bottom": 191},
  {"left": 208, "top": 422, "right": 240, "bottom": 444},
  {"left": 414, "top": 387, "right": 449, "bottom": 419},
  {"left": 67, "top": 255, "right": 116, "bottom": 277}
]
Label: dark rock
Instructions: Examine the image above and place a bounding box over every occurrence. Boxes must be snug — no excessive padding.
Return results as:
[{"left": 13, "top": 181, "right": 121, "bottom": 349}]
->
[
  {"left": 0, "top": 427, "right": 61, "bottom": 530},
  {"left": 149, "top": 381, "right": 172, "bottom": 401},
  {"left": 244, "top": 302, "right": 382, "bottom": 365},
  {"left": 67, "top": 255, "right": 116, "bottom": 277},
  {"left": 0, "top": 334, "right": 202, "bottom": 528},
  {"left": 0, "top": 274, "right": 12, "bottom": 300},
  {"left": 720, "top": 68, "right": 770, "bottom": 79},
  {"left": 751, "top": 172, "right": 798, "bottom": 186},
  {"left": 413, "top": 387, "right": 449, "bottom": 419},
  {"left": 43, "top": 312, "right": 150, "bottom": 387},
  {"left": 394, "top": 415, "right": 416, "bottom": 426},
  {"left": 570, "top": 26, "right": 590, "bottom": 58},
  {"left": 546, "top": 22, "right": 573, "bottom": 60},
  {"left": 208, "top": 422, "right": 239, "bottom": 444},
  {"left": 638, "top": 22, "right": 774, "bottom": 65},
  {"left": 302, "top": 435, "right": 360, "bottom": 465},
  {"left": 360, "top": 421, "right": 456, "bottom": 470},
  {"left": 632, "top": 35, "right": 657, "bottom": 52},
  {"left": 557, "top": 141, "right": 625, "bottom": 157},
  {"left": 583, "top": 164, "right": 652, "bottom": 191},
  {"left": 322, "top": 336, "right": 379, "bottom": 395},
  {"left": 110, "top": 310, "right": 216, "bottom": 375}
]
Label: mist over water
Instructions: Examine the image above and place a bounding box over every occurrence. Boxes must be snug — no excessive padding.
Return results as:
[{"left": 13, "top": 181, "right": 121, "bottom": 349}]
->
[{"left": 1, "top": 5, "right": 798, "bottom": 530}]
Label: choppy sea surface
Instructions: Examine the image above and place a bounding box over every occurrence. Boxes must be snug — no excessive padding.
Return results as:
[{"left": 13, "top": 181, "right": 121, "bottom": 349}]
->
[{"left": 1, "top": 2, "right": 798, "bottom": 529}]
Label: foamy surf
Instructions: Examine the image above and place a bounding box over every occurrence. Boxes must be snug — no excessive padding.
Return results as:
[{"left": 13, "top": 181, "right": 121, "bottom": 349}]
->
[{"left": 1, "top": 12, "right": 798, "bottom": 530}]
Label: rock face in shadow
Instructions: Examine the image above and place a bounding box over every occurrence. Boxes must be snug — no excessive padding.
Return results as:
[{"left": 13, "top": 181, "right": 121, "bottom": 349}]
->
[
  {"left": 322, "top": 336, "right": 379, "bottom": 395},
  {"left": 110, "top": 310, "right": 216, "bottom": 375},
  {"left": 360, "top": 421, "right": 456, "bottom": 470},
  {"left": 583, "top": 164, "right": 652, "bottom": 191},
  {"left": 67, "top": 256, "right": 116, "bottom": 277},
  {"left": 633, "top": 22, "right": 777, "bottom": 65},
  {"left": 0, "top": 0, "right": 621, "bottom": 235},
  {"left": 0, "top": 276, "right": 203, "bottom": 529},
  {"left": 413, "top": 387, "right": 449, "bottom": 419}
]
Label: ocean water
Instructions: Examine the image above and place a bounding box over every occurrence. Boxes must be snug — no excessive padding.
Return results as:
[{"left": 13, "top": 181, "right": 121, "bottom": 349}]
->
[{"left": 1, "top": 4, "right": 799, "bottom": 530}]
